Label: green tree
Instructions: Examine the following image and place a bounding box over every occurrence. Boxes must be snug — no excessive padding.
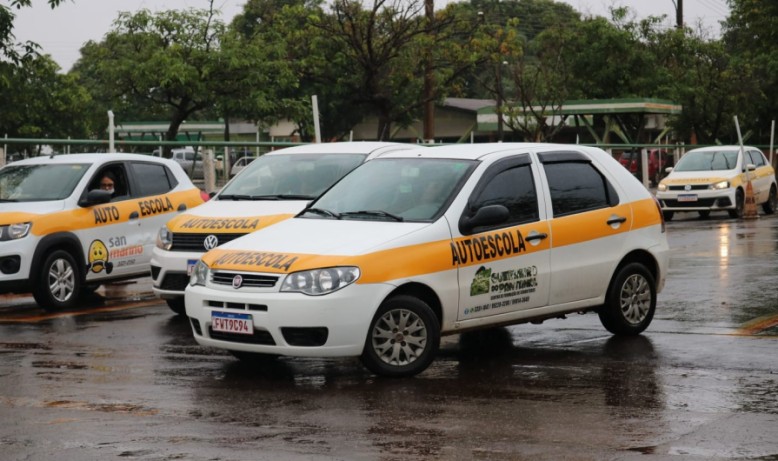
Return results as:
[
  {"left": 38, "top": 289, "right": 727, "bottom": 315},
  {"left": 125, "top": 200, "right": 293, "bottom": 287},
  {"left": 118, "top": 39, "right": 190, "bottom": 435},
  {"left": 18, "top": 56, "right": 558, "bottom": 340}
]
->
[
  {"left": 723, "top": 0, "right": 778, "bottom": 143},
  {"left": 72, "top": 6, "right": 285, "bottom": 147},
  {"left": 0, "top": 54, "right": 92, "bottom": 150},
  {"left": 0, "top": 0, "right": 65, "bottom": 63}
]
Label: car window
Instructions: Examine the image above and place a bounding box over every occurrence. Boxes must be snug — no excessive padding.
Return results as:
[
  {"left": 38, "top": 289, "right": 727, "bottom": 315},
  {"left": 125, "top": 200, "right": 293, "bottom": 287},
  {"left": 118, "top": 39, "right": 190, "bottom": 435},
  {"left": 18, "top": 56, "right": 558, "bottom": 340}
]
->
[
  {"left": 130, "top": 162, "right": 176, "bottom": 197},
  {"left": 674, "top": 150, "right": 738, "bottom": 171},
  {"left": 0, "top": 163, "right": 89, "bottom": 202},
  {"left": 310, "top": 158, "right": 476, "bottom": 222},
  {"left": 220, "top": 153, "right": 367, "bottom": 198},
  {"left": 468, "top": 160, "right": 538, "bottom": 233},
  {"left": 543, "top": 162, "right": 618, "bottom": 217},
  {"left": 747, "top": 150, "right": 765, "bottom": 167}
]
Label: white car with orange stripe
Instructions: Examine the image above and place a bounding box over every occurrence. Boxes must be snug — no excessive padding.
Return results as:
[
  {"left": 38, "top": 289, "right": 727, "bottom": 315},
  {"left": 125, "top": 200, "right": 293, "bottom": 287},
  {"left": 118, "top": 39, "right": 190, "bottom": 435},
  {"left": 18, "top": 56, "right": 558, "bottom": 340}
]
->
[
  {"left": 151, "top": 142, "right": 418, "bottom": 315},
  {"left": 0, "top": 153, "right": 203, "bottom": 310},
  {"left": 656, "top": 145, "right": 777, "bottom": 220},
  {"left": 185, "top": 143, "right": 669, "bottom": 377}
]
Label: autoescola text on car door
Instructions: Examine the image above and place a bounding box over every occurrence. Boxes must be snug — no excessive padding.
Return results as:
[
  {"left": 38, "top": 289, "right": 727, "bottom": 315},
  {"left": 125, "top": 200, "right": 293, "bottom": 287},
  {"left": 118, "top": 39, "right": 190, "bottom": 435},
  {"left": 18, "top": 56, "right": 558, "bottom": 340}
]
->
[{"left": 454, "top": 154, "right": 551, "bottom": 322}]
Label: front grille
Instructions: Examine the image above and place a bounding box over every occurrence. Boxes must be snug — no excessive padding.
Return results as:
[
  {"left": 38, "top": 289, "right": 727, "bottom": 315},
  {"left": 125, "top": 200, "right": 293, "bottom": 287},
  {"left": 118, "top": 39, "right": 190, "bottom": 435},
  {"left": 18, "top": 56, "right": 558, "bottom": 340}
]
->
[
  {"left": 208, "top": 327, "right": 276, "bottom": 345},
  {"left": 662, "top": 198, "right": 716, "bottom": 208},
  {"left": 668, "top": 185, "right": 710, "bottom": 191},
  {"left": 207, "top": 300, "right": 268, "bottom": 311},
  {"left": 211, "top": 271, "right": 279, "bottom": 288},
  {"left": 171, "top": 233, "right": 246, "bottom": 251},
  {"left": 160, "top": 272, "right": 190, "bottom": 291}
]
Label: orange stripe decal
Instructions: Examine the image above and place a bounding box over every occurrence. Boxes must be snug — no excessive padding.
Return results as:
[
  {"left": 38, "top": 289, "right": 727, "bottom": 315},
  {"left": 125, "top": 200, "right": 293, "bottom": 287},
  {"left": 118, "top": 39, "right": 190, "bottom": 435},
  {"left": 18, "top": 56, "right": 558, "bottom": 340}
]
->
[{"left": 167, "top": 213, "right": 295, "bottom": 233}]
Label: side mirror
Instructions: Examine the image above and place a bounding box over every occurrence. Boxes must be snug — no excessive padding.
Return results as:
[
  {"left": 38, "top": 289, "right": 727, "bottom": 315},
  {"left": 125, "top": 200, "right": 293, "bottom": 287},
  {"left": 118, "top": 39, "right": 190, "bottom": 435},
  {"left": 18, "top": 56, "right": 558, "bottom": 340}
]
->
[
  {"left": 745, "top": 163, "right": 756, "bottom": 172},
  {"left": 664, "top": 166, "right": 673, "bottom": 173},
  {"left": 79, "top": 189, "right": 113, "bottom": 207},
  {"left": 459, "top": 204, "right": 509, "bottom": 234}
]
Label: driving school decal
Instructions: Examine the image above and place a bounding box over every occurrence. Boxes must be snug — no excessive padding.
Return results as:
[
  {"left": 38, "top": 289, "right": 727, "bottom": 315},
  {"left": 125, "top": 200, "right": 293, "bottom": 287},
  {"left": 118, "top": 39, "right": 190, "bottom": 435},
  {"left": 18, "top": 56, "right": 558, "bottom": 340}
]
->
[
  {"left": 464, "top": 265, "right": 538, "bottom": 316},
  {"left": 210, "top": 251, "right": 298, "bottom": 272},
  {"left": 179, "top": 217, "right": 260, "bottom": 231},
  {"left": 450, "top": 229, "right": 526, "bottom": 266}
]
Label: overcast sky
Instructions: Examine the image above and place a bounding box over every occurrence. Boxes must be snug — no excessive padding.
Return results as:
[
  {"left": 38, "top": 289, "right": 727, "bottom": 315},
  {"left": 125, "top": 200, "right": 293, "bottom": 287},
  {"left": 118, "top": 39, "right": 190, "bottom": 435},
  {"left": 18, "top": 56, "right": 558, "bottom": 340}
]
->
[{"left": 13, "top": 0, "right": 730, "bottom": 72}]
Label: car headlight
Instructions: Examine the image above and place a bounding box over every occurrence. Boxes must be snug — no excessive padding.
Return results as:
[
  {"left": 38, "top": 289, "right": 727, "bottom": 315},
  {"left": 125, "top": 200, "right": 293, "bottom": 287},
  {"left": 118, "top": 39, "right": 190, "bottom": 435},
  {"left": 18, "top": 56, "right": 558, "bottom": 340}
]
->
[
  {"left": 0, "top": 222, "right": 31, "bottom": 241},
  {"left": 657, "top": 183, "right": 667, "bottom": 192},
  {"left": 280, "top": 267, "right": 360, "bottom": 296},
  {"left": 156, "top": 226, "right": 173, "bottom": 250},
  {"left": 712, "top": 180, "right": 730, "bottom": 190},
  {"left": 189, "top": 260, "right": 210, "bottom": 286}
]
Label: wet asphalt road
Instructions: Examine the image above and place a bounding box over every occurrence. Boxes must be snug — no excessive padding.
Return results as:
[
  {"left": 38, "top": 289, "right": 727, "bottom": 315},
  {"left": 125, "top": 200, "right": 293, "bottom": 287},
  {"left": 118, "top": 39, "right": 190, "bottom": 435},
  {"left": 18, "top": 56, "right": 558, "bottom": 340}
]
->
[{"left": 1, "top": 211, "right": 777, "bottom": 461}]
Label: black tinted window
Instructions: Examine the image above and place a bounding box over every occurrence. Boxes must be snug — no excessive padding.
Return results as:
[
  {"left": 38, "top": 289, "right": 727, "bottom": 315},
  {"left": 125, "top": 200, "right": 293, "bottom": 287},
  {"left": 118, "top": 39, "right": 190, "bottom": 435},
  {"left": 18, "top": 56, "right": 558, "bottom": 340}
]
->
[
  {"left": 471, "top": 164, "right": 538, "bottom": 229},
  {"left": 131, "top": 162, "right": 174, "bottom": 197},
  {"left": 747, "top": 150, "right": 765, "bottom": 167},
  {"left": 544, "top": 162, "right": 617, "bottom": 216}
]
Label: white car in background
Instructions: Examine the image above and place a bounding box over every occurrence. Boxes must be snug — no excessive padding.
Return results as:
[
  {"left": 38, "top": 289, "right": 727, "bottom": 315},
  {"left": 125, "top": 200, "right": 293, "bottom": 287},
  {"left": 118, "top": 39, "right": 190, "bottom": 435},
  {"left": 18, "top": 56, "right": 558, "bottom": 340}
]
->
[{"left": 656, "top": 146, "right": 777, "bottom": 220}]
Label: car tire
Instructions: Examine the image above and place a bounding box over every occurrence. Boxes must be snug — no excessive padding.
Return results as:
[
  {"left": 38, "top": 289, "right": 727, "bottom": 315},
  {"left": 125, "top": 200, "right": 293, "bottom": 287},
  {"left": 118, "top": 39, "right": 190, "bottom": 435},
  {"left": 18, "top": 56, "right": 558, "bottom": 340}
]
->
[
  {"left": 166, "top": 298, "right": 186, "bottom": 316},
  {"left": 598, "top": 262, "right": 656, "bottom": 336},
  {"left": 662, "top": 211, "right": 674, "bottom": 221},
  {"left": 360, "top": 295, "right": 440, "bottom": 378},
  {"left": 762, "top": 185, "right": 777, "bottom": 215},
  {"left": 728, "top": 189, "right": 744, "bottom": 219},
  {"left": 698, "top": 210, "right": 710, "bottom": 219},
  {"left": 33, "top": 249, "right": 81, "bottom": 311}
]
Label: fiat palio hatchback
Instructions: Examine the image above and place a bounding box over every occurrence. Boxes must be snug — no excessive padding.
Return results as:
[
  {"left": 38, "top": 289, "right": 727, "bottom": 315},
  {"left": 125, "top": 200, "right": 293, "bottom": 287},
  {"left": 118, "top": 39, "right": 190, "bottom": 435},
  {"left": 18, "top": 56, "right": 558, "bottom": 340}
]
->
[{"left": 185, "top": 143, "right": 669, "bottom": 377}]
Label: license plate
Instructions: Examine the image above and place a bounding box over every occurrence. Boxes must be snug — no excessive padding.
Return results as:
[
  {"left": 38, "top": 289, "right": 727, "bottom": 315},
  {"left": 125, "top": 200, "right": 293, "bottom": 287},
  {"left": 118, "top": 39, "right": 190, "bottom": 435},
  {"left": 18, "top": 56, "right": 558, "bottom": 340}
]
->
[
  {"left": 211, "top": 311, "right": 253, "bottom": 335},
  {"left": 677, "top": 194, "right": 698, "bottom": 202},
  {"left": 186, "top": 259, "right": 198, "bottom": 275}
]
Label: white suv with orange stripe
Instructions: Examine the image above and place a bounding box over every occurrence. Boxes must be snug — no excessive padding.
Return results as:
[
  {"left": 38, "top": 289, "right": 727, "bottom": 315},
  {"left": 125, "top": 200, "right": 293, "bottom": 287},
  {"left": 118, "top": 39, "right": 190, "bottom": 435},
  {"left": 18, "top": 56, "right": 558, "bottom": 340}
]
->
[
  {"left": 185, "top": 143, "right": 669, "bottom": 377},
  {"left": 0, "top": 153, "right": 203, "bottom": 310},
  {"left": 151, "top": 142, "right": 418, "bottom": 315}
]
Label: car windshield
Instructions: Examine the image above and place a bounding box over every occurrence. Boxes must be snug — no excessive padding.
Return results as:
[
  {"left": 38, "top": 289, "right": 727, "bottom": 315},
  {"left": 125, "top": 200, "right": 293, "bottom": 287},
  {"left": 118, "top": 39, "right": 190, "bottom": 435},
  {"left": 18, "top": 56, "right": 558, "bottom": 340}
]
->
[
  {"left": 304, "top": 158, "right": 476, "bottom": 222},
  {"left": 674, "top": 150, "right": 739, "bottom": 172},
  {"left": 0, "top": 163, "right": 89, "bottom": 202},
  {"left": 219, "top": 153, "right": 367, "bottom": 200}
]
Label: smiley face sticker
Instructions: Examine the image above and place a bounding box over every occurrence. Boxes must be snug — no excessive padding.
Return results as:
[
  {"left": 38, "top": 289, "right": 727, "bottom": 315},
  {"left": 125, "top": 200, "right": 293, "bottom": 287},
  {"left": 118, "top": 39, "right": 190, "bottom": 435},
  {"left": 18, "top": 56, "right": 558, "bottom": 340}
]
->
[{"left": 87, "top": 239, "right": 113, "bottom": 274}]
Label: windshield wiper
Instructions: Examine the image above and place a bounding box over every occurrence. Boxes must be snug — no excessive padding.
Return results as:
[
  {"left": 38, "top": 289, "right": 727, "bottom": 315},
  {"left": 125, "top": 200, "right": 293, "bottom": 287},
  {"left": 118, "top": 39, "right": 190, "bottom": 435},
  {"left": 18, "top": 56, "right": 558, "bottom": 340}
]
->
[
  {"left": 0, "top": 198, "right": 18, "bottom": 202},
  {"left": 218, "top": 194, "right": 254, "bottom": 200},
  {"left": 302, "top": 207, "right": 341, "bottom": 219},
  {"left": 340, "top": 210, "right": 404, "bottom": 222}
]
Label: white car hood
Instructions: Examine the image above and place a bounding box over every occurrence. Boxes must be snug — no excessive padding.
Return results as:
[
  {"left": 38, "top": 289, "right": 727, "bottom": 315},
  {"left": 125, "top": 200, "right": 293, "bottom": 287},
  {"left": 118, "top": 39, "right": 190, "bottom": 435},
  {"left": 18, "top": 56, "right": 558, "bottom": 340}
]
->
[
  {"left": 218, "top": 217, "right": 436, "bottom": 256},
  {"left": 185, "top": 199, "right": 311, "bottom": 218},
  {"left": 0, "top": 200, "right": 66, "bottom": 217}
]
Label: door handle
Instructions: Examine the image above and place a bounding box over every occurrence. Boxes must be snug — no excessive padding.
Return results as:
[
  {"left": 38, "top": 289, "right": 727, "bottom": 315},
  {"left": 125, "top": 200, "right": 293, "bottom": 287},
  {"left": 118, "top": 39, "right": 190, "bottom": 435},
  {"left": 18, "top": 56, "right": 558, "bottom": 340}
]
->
[
  {"left": 526, "top": 230, "right": 548, "bottom": 243},
  {"left": 607, "top": 215, "right": 627, "bottom": 226}
]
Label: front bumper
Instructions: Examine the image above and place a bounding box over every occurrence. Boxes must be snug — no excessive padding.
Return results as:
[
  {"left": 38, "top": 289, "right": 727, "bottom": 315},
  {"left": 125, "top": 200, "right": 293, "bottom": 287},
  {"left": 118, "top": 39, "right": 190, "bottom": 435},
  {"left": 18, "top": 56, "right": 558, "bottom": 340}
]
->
[
  {"left": 656, "top": 188, "right": 737, "bottom": 212},
  {"left": 0, "top": 237, "right": 37, "bottom": 293},
  {"left": 185, "top": 281, "right": 392, "bottom": 358},
  {"left": 150, "top": 246, "right": 205, "bottom": 299}
]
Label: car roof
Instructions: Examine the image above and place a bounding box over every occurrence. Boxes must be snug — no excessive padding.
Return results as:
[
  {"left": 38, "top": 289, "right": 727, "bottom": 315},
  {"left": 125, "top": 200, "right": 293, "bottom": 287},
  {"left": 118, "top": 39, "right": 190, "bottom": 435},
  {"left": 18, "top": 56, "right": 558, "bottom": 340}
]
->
[
  {"left": 685, "top": 145, "right": 757, "bottom": 153},
  {"left": 265, "top": 141, "right": 418, "bottom": 158},
  {"left": 375, "top": 142, "right": 595, "bottom": 161},
  {"left": 4, "top": 153, "right": 174, "bottom": 166}
]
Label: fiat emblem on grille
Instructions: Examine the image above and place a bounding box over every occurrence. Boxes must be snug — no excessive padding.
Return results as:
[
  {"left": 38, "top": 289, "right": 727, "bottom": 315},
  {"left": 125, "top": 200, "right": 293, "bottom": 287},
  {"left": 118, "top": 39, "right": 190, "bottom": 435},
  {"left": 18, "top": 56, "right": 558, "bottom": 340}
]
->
[
  {"left": 203, "top": 234, "right": 219, "bottom": 250},
  {"left": 232, "top": 275, "right": 243, "bottom": 289}
]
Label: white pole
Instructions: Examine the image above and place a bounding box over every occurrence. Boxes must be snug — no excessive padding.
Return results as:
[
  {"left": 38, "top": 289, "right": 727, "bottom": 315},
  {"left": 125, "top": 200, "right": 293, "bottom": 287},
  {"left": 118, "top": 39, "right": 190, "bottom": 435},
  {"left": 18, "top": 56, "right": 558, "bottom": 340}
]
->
[
  {"left": 734, "top": 115, "right": 748, "bottom": 181},
  {"left": 311, "top": 95, "right": 322, "bottom": 143},
  {"left": 349, "top": 130, "right": 353, "bottom": 142},
  {"left": 770, "top": 120, "right": 775, "bottom": 166},
  {"left": 107, "top": 110, "right": 115, "bottom": 153}
]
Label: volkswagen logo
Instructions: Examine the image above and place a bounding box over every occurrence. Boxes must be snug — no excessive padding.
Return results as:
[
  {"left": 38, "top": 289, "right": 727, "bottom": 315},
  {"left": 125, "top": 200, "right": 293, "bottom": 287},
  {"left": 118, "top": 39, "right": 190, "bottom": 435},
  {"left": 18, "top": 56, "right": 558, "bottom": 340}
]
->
[
  {"left": 203, "top": 234, "right": 219, "bottom": 250},
  {"left": 232, "top": 274, "right": 243, "bottom": 289},
  {"left": 684, "top": 185, "right": 692, "bottom": 191}
]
